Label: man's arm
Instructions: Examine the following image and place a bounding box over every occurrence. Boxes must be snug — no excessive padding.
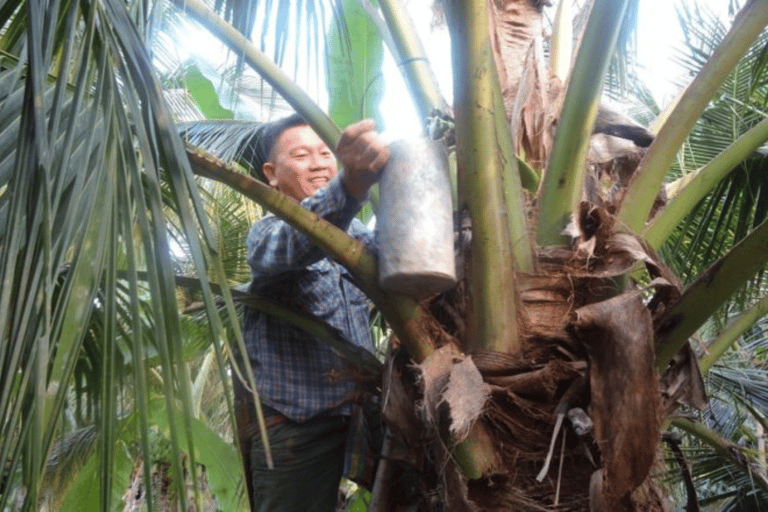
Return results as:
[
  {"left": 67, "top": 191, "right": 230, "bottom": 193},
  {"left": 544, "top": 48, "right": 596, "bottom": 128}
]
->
[
  {"left": 247, "top": 177, "right": 361, "bottom": 281},
  {"left": 248, "top": 120, "right": 387, "bottom": 282}
]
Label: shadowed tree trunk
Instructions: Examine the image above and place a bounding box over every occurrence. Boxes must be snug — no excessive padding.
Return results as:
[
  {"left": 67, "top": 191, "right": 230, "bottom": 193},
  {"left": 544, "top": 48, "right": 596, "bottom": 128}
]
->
[{"left": 369, "top": 1, "right": 705, "bottom": 510}]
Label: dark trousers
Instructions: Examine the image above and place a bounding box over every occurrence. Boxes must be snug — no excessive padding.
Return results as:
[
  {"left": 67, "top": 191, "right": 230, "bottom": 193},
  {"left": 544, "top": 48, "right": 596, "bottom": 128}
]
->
[{"left": 235, "top": 387, "right": 350, "bottom": 512}]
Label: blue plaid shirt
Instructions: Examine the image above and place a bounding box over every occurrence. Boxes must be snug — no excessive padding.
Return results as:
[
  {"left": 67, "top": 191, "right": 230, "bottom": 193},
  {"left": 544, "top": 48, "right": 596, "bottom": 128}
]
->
[{"left": 243, "top": 177, "right": 376, "bottom": 422}]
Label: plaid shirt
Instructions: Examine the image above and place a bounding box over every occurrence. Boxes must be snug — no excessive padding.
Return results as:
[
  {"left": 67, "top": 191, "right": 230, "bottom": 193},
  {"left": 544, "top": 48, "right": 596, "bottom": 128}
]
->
[{"left": 243, "top": 177, "right": 376, "bottom": 422}]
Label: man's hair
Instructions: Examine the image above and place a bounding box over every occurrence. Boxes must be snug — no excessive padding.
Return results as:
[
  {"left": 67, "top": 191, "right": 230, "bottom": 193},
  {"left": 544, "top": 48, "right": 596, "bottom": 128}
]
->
[{"left": 252, "top": 113, "right": 308, "bottom": 182}]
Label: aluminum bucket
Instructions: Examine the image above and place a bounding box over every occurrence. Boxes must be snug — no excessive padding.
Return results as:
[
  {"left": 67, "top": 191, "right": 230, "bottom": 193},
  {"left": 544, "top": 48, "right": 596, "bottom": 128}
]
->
[{"left": 378, "top": 138, "right": 457, "bottom": 297}]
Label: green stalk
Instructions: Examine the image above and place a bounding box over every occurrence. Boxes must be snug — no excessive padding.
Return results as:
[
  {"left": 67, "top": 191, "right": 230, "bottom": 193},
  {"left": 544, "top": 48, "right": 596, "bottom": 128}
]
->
[
  {"left": 671, "top": 417, "right": 768, "bottom": 492},
  {"left": 536, "top": 0, "right": 629, "bottom": 245},
  {"left": 446, "top": 0, "right": 520, "bottom": 353},
  {"left": 492, "top": 57, "right": 534, "bottom": 273},
  {"left": 699, "top": 294, "right": 768, "bottom": 374},
  {"left": 172, "top": 0, "right": 341, "bottom": 149},
  {"left": 186, "top": 146, "right": 435, "bottom": 363},
  {"left": 644, "top": 117, "right": 768, "bottom": 248},
  {"left": 100, "top": 154, "right": 118, "bottom": 511},
  {"left": 617, "top": 0, "right": 768, "bottom": 234},
  {"left": 655, "top": 218, "right": 768, "bottom": 372},
  {"left": 377, "top": 0, "right": 447, "bottom": 123},
  {"left": 117, "top": 163, "right": 155, "bottom": 511},
  {"left": 550, "top": 0, "right": 573, "bottom": 83}
]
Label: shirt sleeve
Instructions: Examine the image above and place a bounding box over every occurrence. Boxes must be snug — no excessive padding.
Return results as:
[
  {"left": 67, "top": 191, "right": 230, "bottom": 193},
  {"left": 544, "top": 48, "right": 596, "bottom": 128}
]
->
[{"left": 247, "top": 176, "right": 364, "bottom": 283}]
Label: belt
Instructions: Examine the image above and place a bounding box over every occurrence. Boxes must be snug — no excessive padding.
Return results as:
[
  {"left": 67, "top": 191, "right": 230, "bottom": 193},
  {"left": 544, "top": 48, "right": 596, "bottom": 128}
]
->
[{"left": 264, "top": 412, "right": 286, "bottom": 428}]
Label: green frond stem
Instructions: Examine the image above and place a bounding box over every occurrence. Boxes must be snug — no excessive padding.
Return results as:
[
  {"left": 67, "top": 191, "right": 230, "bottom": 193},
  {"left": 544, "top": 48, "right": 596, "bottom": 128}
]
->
[
  {"left": 699, "top": 294, "right": 768, "bottom": 374},
  {"left": 199, "top": 251, "right": 249, "bottom": 465},
  {"left": 671, "top": 417, "right": 768, "bottom": 492},
  {"left": 172, "top": 0, "right": 341, "bottom": 149},
  {"left": 118, "top": 179, "right": 156, "bottom": 511},
  {"left": 191, "top": 349, "right": 216, "bottom": 418},
  {"left": 616, "top": 0, "right": 768, "bottom": 234},
  {"left": 761, "top": 422, "right": 767, "bottom": 479},
  {"left": 451, "top": 428, "right": 503, "bottom": 481},
  {"left": 377, "top": 0, "right": 447, "bottom": 124},
  {"left": 492, "top": 58, "right": 534, "bottom": 273},
  {"left": 655, "top": 218, "right": 768, "bottom": 373},
  {"left": 446, "top": 0, "right": 520, "bottom": 353},
  {"left": 186, "top": 146, "right": 436, "bottom": 363},
  {"left": 536, "top": 0, "right": 630, "bottom": 246},
  {"left": 99, "top": 191, "right": 119, "bottom": 511},
  {"left": 743, "top": 401, "right": 768, "bottom": 477},
  {"left": 550, "top": 0, "right": 573, "bottom": 83},
  {"left": 645, "top": 117, "right": 768, "bottom": 248},
  {"left": 648, "top": 86, "right": 685, "bottom": 135}
]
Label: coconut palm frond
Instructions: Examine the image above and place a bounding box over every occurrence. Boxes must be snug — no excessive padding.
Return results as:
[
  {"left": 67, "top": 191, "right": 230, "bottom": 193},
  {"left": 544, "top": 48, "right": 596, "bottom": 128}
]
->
[
  {"left": 741, "top": 315, "right": 768, "bottom": 355},
  {"left": 179, "top": 119, "right": 266, "bottom": 178},
  {"left": 197, "top": 184, "right": 258, "bottom": 284},
  {"left": 708, "top": 366, "right": 768, "bottom": 414},
  {"left": 681, "top": 447, "right": 768, "bottom": 509},
  {"left": 673, "top": 3, "right": 768, "bottom": 173},
  {"left": 663, "top": 157, "right": 768, "bottom": 278},
  {"left": 169, "top": 178, "right": 258, "bottom": 286},
  {"left": 655, "top": 4, "right": 768, "bottom": 322},
  {"left": 661, "top": 311, "right": 768, "bottom": 508},
  {"left": 0, "top": 0, "right": 238, "bottom": 508},
  {"left": 604, "top": 0, "right": 640, "bottom": 96},
  {"left": 207, "top": 0, "right": 332, "bottom": 91},
  {"left": 164, "top": 88, "right": 207, "bottom": 123}
]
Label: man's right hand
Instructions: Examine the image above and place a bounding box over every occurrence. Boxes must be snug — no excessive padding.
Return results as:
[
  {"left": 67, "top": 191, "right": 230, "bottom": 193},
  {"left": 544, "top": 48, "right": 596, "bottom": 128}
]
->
[{"left": 336, "top": 119, "right": 390, "bottom": 202}]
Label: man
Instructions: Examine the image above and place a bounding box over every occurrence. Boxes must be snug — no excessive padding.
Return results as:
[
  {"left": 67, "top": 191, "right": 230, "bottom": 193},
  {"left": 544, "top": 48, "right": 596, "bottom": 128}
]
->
[{"left": 235, "top": 113, "right": 389, "bottom": 511}]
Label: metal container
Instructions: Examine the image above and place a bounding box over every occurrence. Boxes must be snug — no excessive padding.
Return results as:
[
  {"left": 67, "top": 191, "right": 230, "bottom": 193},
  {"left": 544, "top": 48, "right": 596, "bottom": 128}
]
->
[{"left": 378, "top": 138, "right": 457, "bottom": 297}]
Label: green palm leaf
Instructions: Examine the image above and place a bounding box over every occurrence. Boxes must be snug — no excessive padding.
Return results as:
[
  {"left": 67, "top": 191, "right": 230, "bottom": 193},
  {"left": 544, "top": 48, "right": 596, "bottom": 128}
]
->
[{"left": 0, "top": 0, "right": 237, "bottom": 508}]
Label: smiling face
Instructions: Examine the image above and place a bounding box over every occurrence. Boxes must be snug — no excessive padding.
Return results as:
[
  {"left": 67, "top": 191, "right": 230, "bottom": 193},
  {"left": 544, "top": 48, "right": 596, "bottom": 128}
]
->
[{"left": 262, "top": 124, "right": 338, "bottom": 201}]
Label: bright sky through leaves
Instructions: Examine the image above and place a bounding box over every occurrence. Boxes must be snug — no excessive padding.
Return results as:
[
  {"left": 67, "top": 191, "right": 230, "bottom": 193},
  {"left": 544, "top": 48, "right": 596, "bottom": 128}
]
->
[{"left": 378, "top": 0, "right": 733, "bottom": 140}]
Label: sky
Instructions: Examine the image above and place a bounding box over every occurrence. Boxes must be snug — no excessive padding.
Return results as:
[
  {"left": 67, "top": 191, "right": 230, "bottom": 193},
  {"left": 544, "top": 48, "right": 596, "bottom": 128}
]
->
[
  {"left": 171, "top": 0, "right": 735, "bottom": 138},
  {"left": 376, "top": 0, "right": 733, "bottom": 140}
]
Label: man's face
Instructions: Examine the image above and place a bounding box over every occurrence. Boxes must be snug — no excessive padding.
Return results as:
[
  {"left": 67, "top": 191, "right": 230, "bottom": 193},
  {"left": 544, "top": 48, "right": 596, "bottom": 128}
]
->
[{"left": 262, "top": 125, "right": 338, "bottom": 201}]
